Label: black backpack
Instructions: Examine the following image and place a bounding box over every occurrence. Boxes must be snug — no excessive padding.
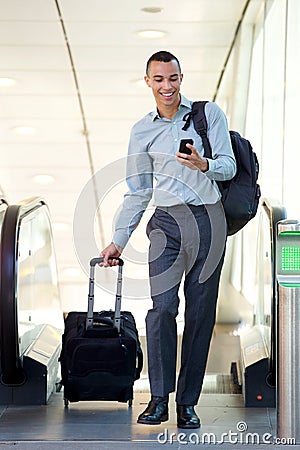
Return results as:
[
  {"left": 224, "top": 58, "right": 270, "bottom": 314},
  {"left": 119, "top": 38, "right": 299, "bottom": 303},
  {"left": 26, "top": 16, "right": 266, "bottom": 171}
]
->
[{"left": 191, "top": 101, "right": 261, "bottom": 236}]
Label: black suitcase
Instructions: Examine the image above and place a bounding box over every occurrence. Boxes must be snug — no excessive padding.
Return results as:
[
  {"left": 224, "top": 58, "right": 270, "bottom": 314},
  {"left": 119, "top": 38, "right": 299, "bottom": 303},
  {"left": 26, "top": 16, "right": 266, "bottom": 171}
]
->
[{"left": 59, "top": 257, "right": 143, "bottom": 407}]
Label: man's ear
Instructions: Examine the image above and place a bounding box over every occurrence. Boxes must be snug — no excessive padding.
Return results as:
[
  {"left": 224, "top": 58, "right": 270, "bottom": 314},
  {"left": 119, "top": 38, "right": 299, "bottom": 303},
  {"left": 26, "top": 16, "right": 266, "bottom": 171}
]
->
[
  {"left": 180, "top": 73, "right": 183, "bottom": 84},
  {"left": 144, "top": 75, "right": 151, "bottom": 87}
]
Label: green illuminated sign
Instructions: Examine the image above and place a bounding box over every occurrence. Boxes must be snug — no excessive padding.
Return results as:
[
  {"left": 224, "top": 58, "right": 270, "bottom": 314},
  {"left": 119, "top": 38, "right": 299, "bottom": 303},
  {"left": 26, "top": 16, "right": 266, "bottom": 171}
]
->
[
  {"left": 281, "top": 246, "right": 300, "bottom": 271},
  {"left": 277, "top": 228, "right": 300, "bottom": 285}
]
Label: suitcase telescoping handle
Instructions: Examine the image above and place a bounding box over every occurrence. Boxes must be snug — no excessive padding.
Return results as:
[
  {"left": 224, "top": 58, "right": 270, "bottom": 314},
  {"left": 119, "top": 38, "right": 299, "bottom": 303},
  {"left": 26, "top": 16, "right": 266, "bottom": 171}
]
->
[{"left": 86, "top": 257, "right": 124, "bottom": 333}]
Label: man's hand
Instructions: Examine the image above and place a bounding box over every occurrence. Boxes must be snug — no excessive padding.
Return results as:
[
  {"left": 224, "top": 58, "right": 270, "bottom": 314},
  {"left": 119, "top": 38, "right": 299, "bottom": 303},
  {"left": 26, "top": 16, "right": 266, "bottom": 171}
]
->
[
  {"left": 100, "top": 242, "right": 123, "bottom": 267},
  {"left": 175, "top": 143, "right": 208, "bottom": 172}
]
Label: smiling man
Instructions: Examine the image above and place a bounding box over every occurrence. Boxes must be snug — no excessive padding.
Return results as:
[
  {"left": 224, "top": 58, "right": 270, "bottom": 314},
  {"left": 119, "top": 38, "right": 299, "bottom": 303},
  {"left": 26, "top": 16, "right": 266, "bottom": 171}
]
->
[{"left": 101, "top": 51, "right": 236, "bottom": 428}]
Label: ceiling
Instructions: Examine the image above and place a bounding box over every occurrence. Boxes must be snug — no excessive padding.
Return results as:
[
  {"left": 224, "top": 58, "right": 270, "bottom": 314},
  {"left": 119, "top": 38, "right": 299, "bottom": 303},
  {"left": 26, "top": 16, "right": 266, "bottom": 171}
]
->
[{"left": 0, "top": 0, "right": 251, "bottom": 295}]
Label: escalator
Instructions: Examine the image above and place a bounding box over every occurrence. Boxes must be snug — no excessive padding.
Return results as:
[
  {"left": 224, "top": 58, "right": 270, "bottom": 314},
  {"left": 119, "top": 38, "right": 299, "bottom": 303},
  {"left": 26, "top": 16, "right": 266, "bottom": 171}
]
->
[
  {"left": 0, "top": 197, "right": 64, "bottom": 404},
  {"left": 236, "top": 198, "right": 286, "bottom": 406}
]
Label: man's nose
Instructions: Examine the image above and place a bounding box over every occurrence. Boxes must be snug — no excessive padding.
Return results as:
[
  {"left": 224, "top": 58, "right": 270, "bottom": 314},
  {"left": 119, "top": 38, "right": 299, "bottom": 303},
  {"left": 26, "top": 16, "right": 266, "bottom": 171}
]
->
[{"left": 162, "top": 78, "right": 172, "bottom": 89}]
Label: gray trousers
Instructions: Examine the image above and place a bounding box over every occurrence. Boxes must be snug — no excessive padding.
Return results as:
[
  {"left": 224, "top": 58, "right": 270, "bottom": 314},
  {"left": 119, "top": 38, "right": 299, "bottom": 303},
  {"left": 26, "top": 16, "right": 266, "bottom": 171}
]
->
[{"left": 145, "top": 202, "right": 226, "bottom": 405}]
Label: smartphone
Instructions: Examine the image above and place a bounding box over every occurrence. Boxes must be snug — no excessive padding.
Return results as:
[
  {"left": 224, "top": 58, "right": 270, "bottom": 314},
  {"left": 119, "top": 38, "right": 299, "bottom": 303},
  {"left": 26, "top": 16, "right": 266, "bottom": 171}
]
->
[{"left": 179, "top": 138, "right": 193, "bottom": 155}]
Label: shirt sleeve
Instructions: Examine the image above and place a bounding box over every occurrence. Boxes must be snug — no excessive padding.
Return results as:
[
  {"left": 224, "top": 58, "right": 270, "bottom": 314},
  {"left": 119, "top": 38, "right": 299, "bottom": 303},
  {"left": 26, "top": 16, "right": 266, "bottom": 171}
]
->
[
  {"left": 204, "top": 102, "right": 236, "bottom": 181},
  {"left": 112, "top": 127, "right": 153, "bottom": 249}
]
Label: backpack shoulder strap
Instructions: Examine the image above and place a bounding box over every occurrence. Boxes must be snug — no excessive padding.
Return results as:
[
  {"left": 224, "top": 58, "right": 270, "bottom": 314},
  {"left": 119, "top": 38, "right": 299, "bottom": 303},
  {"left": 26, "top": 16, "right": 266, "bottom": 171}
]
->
[{"left": 192, "top": 101, "right": 212, "bottom": 159}]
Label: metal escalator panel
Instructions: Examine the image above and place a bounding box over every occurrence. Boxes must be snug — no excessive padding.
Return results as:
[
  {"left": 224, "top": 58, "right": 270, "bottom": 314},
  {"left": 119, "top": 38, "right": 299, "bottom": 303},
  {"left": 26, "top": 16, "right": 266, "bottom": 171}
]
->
[
  {"left": 238, "top": 198, "right": 286, "bottom": 407},
  {"left": 261, "top": 198, "right": 287, "bottom": 386},
  {"left": 0, "top": 197, "right": 63, "bottom": 404},
  {"left": 239, "top": 324, "right": 275, "bottom": 407}
]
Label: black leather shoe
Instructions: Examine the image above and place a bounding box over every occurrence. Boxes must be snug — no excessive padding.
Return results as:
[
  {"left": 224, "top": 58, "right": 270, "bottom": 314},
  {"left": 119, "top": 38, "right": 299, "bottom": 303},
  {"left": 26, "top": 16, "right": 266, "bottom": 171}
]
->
[
  {"left": 177, "top": 405, "right": 200, "bottom": 429},
  {"left": 137, "top": 396, "right": 169, "bottom": 425}
]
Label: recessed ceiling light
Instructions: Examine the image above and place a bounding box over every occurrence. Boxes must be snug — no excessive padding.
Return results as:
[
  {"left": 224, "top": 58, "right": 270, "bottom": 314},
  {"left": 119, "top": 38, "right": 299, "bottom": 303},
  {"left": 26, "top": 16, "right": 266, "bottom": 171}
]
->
[
  {"left": 32, "top": 174, "right": 55, "bottom": 184},
  {"left": 52, "top": 222, "right": 69, "bottom": 232},
  {"left": 13, "top": 126, "right": 36, "bottom": 135},
  {"left": 137, "top": 29, "right": 166, "bottom": 39},
  {"left": 0, "top": 77, "right": 16, "bottom": 87},
  {"left": 141, "top": 6, "right": 164, "bottom": 13}
]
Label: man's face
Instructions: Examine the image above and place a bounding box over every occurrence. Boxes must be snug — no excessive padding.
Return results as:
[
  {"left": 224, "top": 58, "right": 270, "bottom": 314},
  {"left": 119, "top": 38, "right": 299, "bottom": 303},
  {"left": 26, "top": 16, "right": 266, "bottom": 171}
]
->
[{"left": 144, "top": 60, "right": 183, "bottom": 110}]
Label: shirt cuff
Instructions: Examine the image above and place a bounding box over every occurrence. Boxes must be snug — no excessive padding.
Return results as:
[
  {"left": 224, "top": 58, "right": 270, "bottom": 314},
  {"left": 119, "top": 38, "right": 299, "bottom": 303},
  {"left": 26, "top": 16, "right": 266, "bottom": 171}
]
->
[
  {"left": 204, "top": 158, "right": 216, "bottom": 178},
  {"left": 112, "top": 230, "right": 130, "bottom": 250}
]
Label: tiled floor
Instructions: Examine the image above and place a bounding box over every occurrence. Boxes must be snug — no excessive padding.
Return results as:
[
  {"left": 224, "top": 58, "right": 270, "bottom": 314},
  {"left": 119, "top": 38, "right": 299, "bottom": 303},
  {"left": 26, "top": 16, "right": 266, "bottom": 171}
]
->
[{"left": 0, "top": 391, "right": 278, "bottom": 447}]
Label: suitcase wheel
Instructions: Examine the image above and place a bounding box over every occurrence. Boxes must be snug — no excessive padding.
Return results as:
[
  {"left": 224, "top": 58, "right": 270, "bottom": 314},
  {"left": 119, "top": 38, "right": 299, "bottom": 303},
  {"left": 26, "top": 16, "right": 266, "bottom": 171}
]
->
[{"left": 64, "top": 398, "right": 69, "bottom": 408}]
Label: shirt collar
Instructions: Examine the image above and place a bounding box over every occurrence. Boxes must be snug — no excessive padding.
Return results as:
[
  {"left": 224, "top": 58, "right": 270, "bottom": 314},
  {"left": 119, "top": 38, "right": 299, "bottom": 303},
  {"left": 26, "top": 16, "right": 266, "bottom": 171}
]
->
[{"left": 151, "top": 94, "right": 192, "bottom": 121}]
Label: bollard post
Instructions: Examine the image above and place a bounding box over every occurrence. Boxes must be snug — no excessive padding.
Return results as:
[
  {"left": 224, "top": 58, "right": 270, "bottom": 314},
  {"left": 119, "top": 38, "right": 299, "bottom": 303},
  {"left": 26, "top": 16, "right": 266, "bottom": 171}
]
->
[{"left": 276, "top": 220, "right": 300, "bottom": 444}]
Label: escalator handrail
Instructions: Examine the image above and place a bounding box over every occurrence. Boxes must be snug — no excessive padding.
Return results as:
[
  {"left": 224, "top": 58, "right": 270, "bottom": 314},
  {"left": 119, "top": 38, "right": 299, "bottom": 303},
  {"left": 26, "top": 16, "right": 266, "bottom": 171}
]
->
[
  {"left": 0, "top": 196, "right": 47, "bottom": 384},
  {"left": 261, "top": 197, "right": 287, "bottom": 225},
  {"left": 261, "top": 197, "right": 287, "bottom": 387}
]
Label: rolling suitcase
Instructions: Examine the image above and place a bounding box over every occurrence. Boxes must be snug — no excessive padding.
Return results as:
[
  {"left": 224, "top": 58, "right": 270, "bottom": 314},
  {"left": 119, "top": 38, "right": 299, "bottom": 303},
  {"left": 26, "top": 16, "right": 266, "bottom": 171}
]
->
[{"left": 59, "top": 257, "right": 143, "bottom": 407}]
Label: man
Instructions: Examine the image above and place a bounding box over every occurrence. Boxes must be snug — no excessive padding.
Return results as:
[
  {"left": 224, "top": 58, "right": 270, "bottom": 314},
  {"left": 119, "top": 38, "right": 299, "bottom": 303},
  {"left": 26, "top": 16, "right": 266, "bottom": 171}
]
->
[{"left": 101, "top": 50, "right": 236, "bottom": 428}]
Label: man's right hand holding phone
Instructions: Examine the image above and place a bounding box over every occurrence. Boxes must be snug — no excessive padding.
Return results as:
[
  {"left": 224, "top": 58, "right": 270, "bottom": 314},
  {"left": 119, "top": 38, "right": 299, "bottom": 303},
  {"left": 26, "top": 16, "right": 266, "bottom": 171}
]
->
[{"left": 176, "top": 139, "right": 209, "bottom": 172}]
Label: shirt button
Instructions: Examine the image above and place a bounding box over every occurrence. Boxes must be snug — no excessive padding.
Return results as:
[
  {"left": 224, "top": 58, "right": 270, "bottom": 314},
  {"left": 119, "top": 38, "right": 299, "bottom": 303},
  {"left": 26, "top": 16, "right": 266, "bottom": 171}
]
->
[
  {"left": 178, "top": 174, "right": 181, "bottom": 178},
  {"left": 174, "top": 138, "right": 178, "bottom": 142},
  {"left": 173, "top": 121, "right": 176, "bottom": 125}
]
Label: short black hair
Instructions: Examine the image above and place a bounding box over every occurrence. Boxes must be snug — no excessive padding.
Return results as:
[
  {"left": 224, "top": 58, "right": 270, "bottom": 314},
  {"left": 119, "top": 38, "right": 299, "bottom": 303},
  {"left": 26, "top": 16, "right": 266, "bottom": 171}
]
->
[{"left": 146, "top": 50, "right": 181, "bottom": 76}]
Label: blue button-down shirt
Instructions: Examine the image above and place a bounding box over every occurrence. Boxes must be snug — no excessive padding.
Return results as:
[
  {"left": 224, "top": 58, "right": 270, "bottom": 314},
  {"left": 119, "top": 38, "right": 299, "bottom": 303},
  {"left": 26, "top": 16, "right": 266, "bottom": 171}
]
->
[{"left": 113, "top": 95, "right": 236, "bottom": 249}]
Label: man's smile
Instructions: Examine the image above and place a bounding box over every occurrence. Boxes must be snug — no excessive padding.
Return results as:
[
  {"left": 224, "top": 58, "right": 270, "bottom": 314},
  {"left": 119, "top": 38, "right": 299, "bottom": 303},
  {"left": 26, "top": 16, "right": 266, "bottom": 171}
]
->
[{"left": 161, "top": 91, "right": 175, "bottom": 98}]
